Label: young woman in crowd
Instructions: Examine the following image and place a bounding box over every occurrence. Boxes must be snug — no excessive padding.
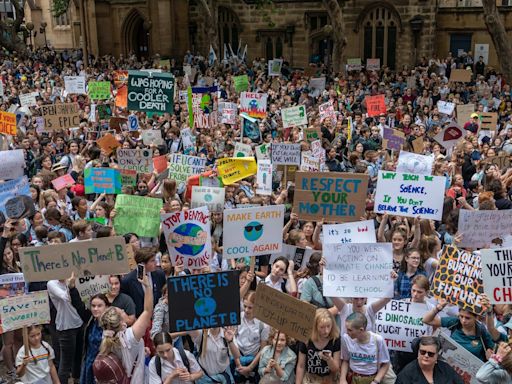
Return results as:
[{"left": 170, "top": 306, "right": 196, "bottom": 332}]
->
[{"left": 258, "top": 329, "right": 297, "bottom": 384}]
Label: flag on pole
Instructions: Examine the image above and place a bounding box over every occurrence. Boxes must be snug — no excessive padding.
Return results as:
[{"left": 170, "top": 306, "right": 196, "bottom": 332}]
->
[
  {"left": 228, "top": 44, "right": 236, "bottom": 60},
  {"left": 223, "top": 43, "right": 229, "bottom": 62},
  {"left": 241, "top": 44, "right": 247, "bottom": 63},
  {"left": 208, "top": 45, "right": 217, "bottom": 67},
  {"left": 236, "top": 40, "right": 242, "bottom": 59}
]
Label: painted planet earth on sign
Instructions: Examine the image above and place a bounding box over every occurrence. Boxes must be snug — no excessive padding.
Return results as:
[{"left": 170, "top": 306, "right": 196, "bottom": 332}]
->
[
  {"left": 170, "top": 223, "right": 208, "bottom": 256},
  {"left": 243, "top": 221, "right": 263, "bottom": 241},
  {"left": 194, "top": 297, "right": 217, "bottom": 316}
]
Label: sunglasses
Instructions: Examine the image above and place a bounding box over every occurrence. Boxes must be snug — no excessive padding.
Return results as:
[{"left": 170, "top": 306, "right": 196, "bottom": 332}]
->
[
  {"left": 419, "top": 349, "right": 436, "bottom": 357},
  {"left": 245, "top": 224, "right": 263, "bottom": 232}
]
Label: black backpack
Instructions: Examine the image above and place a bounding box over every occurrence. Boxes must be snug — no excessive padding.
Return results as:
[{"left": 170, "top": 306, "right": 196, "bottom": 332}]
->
[
  {"left": 309, "top": 276, "right": 330, "bottom": 309},
  {"left": 155, "top": 346, "right": 190, "bottom": 381}
]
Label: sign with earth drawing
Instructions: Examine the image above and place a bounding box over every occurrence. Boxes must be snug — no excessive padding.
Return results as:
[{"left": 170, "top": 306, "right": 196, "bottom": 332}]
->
[{"left": 161, "top": 207, "right": 212, "bottom": 270}]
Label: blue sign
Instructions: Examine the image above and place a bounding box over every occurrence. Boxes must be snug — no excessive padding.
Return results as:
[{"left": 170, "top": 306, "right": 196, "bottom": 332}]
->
[
  {"left": 128, "top": 114, "right": 139, "bottom": 131},
  {"left": 84, "top": 168, "right": 122, "bottom": 194}
]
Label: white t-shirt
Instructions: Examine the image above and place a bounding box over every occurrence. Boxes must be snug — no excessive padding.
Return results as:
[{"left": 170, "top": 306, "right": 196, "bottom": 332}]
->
[
  {"left": 341, "top": 332, "right": 389, "bottom": 376},
  {"left": 118, "top": 327, "right": 145, "bottom": 383},
  {"left": 15, "top": 341, "right": 55, "bottom": 384},
  {"left": 148, "top": 348, "right": 201, "bottom": 384},
  {"left": 193, "top": 330, "right": 230, "bottom": 376},
  {"left": 235, "top": 312, "right": 269, "bottom": 356},
  {"left": 47, "top": 280, "right": 83, "bottom": 331}
]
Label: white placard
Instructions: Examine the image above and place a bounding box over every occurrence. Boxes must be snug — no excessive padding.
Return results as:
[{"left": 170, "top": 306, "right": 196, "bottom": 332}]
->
[
  {"left": 0, "top": 149, "right": 25, "bottom": 180},
  {"left": 271, "top": 143, "right": 301, "bottom": 165},
  {"left": 141, "top": 129, "right": 164, "bottom": 145},
  {"left": 256, "top": 159, "right": 272, "bottom": 196},
  {"left": 323, "top": 220, "right": 376, "bottom": 244},
  {"left": 234, "top": 142, "right": 253, "bottom": 157},
  {"left": 75, "top": 275, "right": 110, "bottom": 306},
  {"left": 64, "top": 76, "right": 87, "bottom": 94},
  {"left": 309, "top": 77, "right": 326, "bottom": 98},
  {"left": 19, "top": 92, "right": 39, "bottom": 108},
  {"left": 396, "top": 151, "right": 434, "bottom": 176},
  {"left": 281, "top": 105, "right": 307, "bottom": 128},
  {"left": 191, "top": 186, "right": 225, "bottom": 212},
  {"left": 481, "top": 247, "right": 512, "bottom": 304},
  {"left": 458, "top": 210, "right": 512, "bottom": 249},
  {"left": 300, "top": 153, "right": 320, "bottom": 171},
  {"left": 116, "top": 148, "right": 153, "bottom": 173},
  {"left": 437, "top": 100, "right": 455, "bottom": 115},
  {"left": 255, "top": 144, "right": 270, "bottom": 160}
]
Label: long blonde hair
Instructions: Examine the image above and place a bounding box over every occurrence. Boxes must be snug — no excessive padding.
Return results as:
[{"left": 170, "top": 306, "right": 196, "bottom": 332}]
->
[
  {"left": 311, "top": 308, "right": 339, "bottom": 342},
  {"left": 98, "top": 307, "right": 123, "bottom": 356}
]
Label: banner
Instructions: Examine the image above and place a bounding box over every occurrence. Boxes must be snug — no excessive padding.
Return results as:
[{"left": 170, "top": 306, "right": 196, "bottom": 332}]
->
[
  {"left": 293, "top": 172, "right": 368, "bottom": 222},
  {"left": 270, "top": 244, "right": 314, "bottom": 271},
  {"left": 84, "top": 168, "right": 122, "bottom": 194},
  {"left": 0, "top": 176, "right": 35, "bottom": 219},
  {"left": 396, "top": 151, "right": 434, "bottom": 175},
  {"left": 0, "top": 111, "right": 16, "bottom": 135},
  {"left": 88, "top": 81, "right": 111, "bottom": 100},
  {"left": 271, "top": 143, "right": 300, "bottom": 165},
  {"left": 375, "top": 301, "right": 431, "bottom": 352},
  {"left": 431, "top": 246, "right": 484, "bottom": 315},
  {"left": 374, "top": 171, "right": 445, "bottom": 220},
  {"left": 319, "top": 101, "right": 336, "bottom": 123},
  {"left": 0, "top": 291, "right": 50, "bottom": 333},
  {"left": 113, "top": 70, "right": 128, "bottom": 108},
  {"left": 191, "top": 186, "right": 225, "bottom": 212},
  {"left": 64, "top": 76, "right": 86, "bottom": 94},
  {"left": 114, "top": 195, "right": 163, "bottom": 237},
  {"left": 256, "top": 159, "right": 272, "bottom": 196},
  {"left": 127, "top": 71, "right": 175, "bottom": 114},
  {"left": 240, "top": 92, "right": 267, "bottom": 119},
  {"left": 217, "top": 157, "right": 257, "bottom": 185},
  {"left": 19, "top": 236, "right": 130, "bottom": 282},
  {"left": 168, "top": 154, "right": 206, "bottom": 189},
  {"left": 19, "top": 92, "right": 39, "bottom": 108},
  {"left": 75, "top": 275, "right": 110, "bottom": 306},
  {"left": 323, "top": 220, "right": 376, "bottom": 244},
  {"left": 41, "top": 103, "right": 80, "bottom": 131},
  {"left": 458, "top": 210, "right": 512, "bottom": 249},
  {"left": 233, "top": 75, "right": 249, "bottom": 93},
  {"left": 282, "top": 105, "right": 307, "bottom": 128},
  {"left": 116, "top": 148, "right": 153, "bottom": 173},
  {"left": 162, "top": 207, "right": 211, "bottom": 269},
  {"left": 223, "top": 205, "right": 284, "bottom": 259},
  {"left": 481, "top": 248, "right": 512, "bottom": 304},
  {"left": 191, "top": 86, "right": 218, "bottom": 129},
  {"left": 167, "top": 271, "right": 240, "bottom": 332},
  {"left": 51, "top": 174, "right": 76, "bottom": 191},
  {"left": 382, "top": 128, "right": 405, "bottom": 151},
  {"left": 365, "top": 94, "right": 386, "bottom": 117},
  {"left": 323, "top": 243, "right": 394, "bottom": 298},
  {"left": 254, "top": 283, "right": 315, "bottom": 343},
  {"left": 0, "top": 149, "right": 24, "bottom": 180},
  {"left": 218, "top": 102, "right": 237, "bottom": 124}
]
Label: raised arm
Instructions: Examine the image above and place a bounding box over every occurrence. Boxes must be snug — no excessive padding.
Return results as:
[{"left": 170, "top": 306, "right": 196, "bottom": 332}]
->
[{"left": 131, "top": 274, "right": 153, "bottom": 341}]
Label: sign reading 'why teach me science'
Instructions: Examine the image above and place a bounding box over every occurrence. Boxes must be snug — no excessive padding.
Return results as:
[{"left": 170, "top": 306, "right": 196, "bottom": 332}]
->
[
  {"left": 374, "top": 171, "right": 445, "bottom": 221},
  {"left": 294, "top": 172, "right": 368, "bottom": 222},
  {"left": 168, "top": 271, "right": 240, "bottom": 332},
  {"left": 127, "top": 71, "right": 175, "bottom": 114}
]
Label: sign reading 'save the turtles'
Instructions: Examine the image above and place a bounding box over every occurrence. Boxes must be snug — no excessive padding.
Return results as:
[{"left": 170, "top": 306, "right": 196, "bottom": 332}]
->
[{"left": 127, "top": 71, "right": 175, "bottom": 114}]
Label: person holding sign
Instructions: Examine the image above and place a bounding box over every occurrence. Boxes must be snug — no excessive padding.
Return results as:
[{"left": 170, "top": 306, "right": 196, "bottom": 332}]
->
[
  {"left": 258, "top": 329, "right": 297, "bottom": 384},
  {"left": 476, "top": 341, "right": 512, "bottom": 383}
]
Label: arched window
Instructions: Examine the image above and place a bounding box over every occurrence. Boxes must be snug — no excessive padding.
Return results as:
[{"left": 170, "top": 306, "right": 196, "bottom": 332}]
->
[
  {"left": 265, "top": 37, "right": 273, "bottom": 60},
  {"left": 361, "top": 6, "right": 398, "bottom": 69},
  {"left": 218, "top": 7, "right": 240, "bottom": 57}
]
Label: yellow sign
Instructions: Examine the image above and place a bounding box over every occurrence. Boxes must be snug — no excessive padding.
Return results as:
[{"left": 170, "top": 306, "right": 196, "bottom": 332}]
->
[{"left": 217, "top": 157, "right": 257, "bottom": 185}]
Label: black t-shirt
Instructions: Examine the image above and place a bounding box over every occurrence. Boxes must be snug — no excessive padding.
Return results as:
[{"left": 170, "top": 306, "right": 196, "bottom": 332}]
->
[
  {"left": 396, "top": 359, "right": 463, "bottom": 384},
  {"left": 299, "top": 338, "right": 341, "bottom": 376},
  {"left": 111, "top": 292, "right": 136, "bottom": 316}
]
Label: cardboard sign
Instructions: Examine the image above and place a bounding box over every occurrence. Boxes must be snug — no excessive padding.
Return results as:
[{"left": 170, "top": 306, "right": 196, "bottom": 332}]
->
[
  {"left": 457, "top": 210, "right": 512, "bottom": 249},
  {"left": 254, "top": 282, "right": 316, "bottom": 343},
  {"left": 268, "top": 59, "right": 283, "bottom": 76},
  {"left": 51, "top": 174, "right": 76, "bottom": 191},
  {"left": 0, "top": 291, "right": 50, "bottom": 333},
  {"left": 169, "top": 154, "right": 206, "bottom": 189},
  {"left": 240, "top": 92, "right": 267, "bottom": 119},
  {"left": 218, "top": 102, "right": 237, "bottom": 124},
  {"left": 456, "top": 104, "right": 475, "bottom": 124},
  {"left": 365, "top": 94, "right": 386, "bottom": 117},
  {"left": 396, "top": 151, "right": 434, "bottom": 175},
  {"left": 84, "top": 168, "right": 122, "bottom": 194},
  {"left": 293, "top": 172, "right": 368, "bottom": 222},
  {"left": 233, "top": 75, "right": 249, "bottom": 93},
  {"left": 375, "top": 301, "right": 431, "bottom": 352},
  {"left": 437, "top": 100, "right": 455, "bottom": 115},
  {"left": 217, "top": 157, "right": 257, "bottom": 185},
  {"left": 127, "top": 71, "right": 175, "bottom": 114},
  {"left": 300, "top": 153, "right": 320, "bottom": 171},
  {"left": 374, "top": 171, "right": 445, "bottom": 220},
  {"left": 114, "top": 195, "right": 162, "bottom": 237},
  {"left": 0, "top": 111, "right": 16, "bottom": 135},
  {"left": 309, "top": 77, "right": 326, "bottom": 97},
  {"left": 19, "top": 236, "right": 130, "bottom": 282},
  {"left": 168, "top": 271, "right": 240, "bottom": 332},
  {"left": 161, "top": 207, "right": 212, "bottom": 270},
  {"left": 141, "top": 130, "right": 164, "bottom": 146},
  {"left": 0, "top": 273, "right": 25, "bottom": 299},
  {"left": 269, "top": 243, "right": 314, "bottom": 270},
  {"left": 432, "top": 246, "right": 484, "bottom": 315},
  {"left": 323, "top": 243, "right": 394, "bottom": 298},
  {"left": 481, "top": 248, "right": 512, "bottom": 304},
  {"left": 191, "top": 186, "right": 225, "bottom": 212},
  {"left": 410, "top": 137, "right": 424, "bottom": 154},
  {"left": 41, "top": 103, "right": 81, "bottom": 131},
  {"left": 0, "top": 176, "right": 35, "bottom": 219},
  {"left": 96, "top": 133, "right": 121, "bottom": 155},
  {"left": 319, "top": 101, "right": 336, "bottom": 124},
  {"left": 75, "top": 275, "right": 110, "bottom": 306},
  {"left": 479, "top": 112, "right": 498, "bottom": 131},
  {"left": 256, "top": 159, "right": 272, "bottom": 196},
  {"left": 382, "top": 128, "right": 405, "bottom": 151},
  {"left": 223, "top": 205, "right": 284, "bottom": 259},
  {"left": 366, "top": 58, "right": 380, "bottom": 71},
  {"left": 0, "top": 149, "right": 24, "bottom": 180},
  {"left": 282, "top": 105, "right": 307, "bottom": 128},
  {"left": 88, "top": 81, "right": 111, "bottom": 100},
  {"left": 271, "top": 143, "right": 300, "bottom": 165},
  {"left": 64, "top": 76, "right": 86, "bottom": 94},
  {"left": 323, "top": 220, "right": 376, "bottom": 244},
  {"left": 234, "top": 142, "right": 253, "bottom": 157},
  {"left": 116, "top": 148, "right": 153, "bottom": 173},
  {"left": 19, "top": 92, "right": 39, "bottom": 108},
  {"left": 449, "top": 69, "right": 472, "bottom": 83},
  {"left": 433, "top": 121, "right": 464, "bottom": 150}
]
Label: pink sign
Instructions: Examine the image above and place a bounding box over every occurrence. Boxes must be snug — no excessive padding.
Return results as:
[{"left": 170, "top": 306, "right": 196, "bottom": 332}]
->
[{"left": 51, "top": 174, "right": 75, "bottom": 191}]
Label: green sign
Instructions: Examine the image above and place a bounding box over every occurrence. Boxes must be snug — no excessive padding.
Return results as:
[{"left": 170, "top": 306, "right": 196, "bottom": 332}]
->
[
  {"left": 127, "top": 71, "right": 175, "bottom": 114},
  {"left": 88, "top": 81, "right": 111, "bottom": 100},
  {"left": 113, "top": 194, "right": 163, "bottom": 238},
  {"left": 233, "top": 75, "right": 249, "bottom": 93}
]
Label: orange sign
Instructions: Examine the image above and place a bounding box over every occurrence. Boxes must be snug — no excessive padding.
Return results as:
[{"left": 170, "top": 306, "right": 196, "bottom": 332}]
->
[
  {"left": 113, "top": 70, "right": 128, "bottom": 108},
  {"left": 365, "top": 94, "right": 386, "bottom": 117},
  {"left": 97, "top": 133, "right": 121, "bottom": 155},
  {"left": 0, "top": 111, "right": 16, "bottom": 135}
]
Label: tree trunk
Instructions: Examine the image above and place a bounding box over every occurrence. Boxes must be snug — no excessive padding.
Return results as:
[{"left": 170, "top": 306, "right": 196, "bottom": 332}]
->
[
  {"left": 322, "top": 0, "right": 346, "bottom": 74},
  {"left": 482, "top": 0, "right": 512, "bottom": 82},
  {"left": 79, "top": 0, "right": 89, "bottom": 67}
]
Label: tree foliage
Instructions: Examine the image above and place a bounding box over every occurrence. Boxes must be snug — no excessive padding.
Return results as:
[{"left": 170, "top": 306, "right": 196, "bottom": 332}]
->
[{"left": 51, "top": 0, "right": 71, "bottom": 17}]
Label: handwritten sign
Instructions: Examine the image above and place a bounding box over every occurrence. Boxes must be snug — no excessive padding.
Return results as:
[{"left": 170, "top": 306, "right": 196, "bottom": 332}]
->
[
  {"left": 19, "top": 92, "right": 39, "bottom": 108},
  {"left": 168, "top": 271, "right": 240, "bottom": 332},
  {"left": 319, "top": 101, "right": 336, "bottom": 123},
  {"left": 481, "top": 248, "right": 512, "bottom": 304},
  {"left": 114, "top": 195, "right": 162, "bottom": 237},
  {"left": 84, "top": 168, "right": 121, "bottom": 194},
  {"left": 282, "top": 105, "right": 307, "bottom": 128},
  {"left": 0, "top": 291, "right": 50, "bottom": 333},
  {"left": 396, "top": 151, "right": 434, "bottom": 176},
  {"left": 374, "top": 171, "right": 445, "bottom": 220},
  {"left": 300, "top": 153, "right": 320, "bottom": 172},
  {"left": 51, "top": 174, "right": 76, "bottom": 191},
  {"left": 365, "top": 94, "right": 386, "bottom": 117},
  {"left": 256, "top": 159, "right": 272, "bottom": 196},
  {"left": 457, "top": 210, "right": 512, "bottom": 249},
  {"left": 0, "top": 111, "right": 16, "bottom": 135},
  {"left": 456, "top": 104, "right": 475, "bottom": 124},
  {"left": 270, "top": 244, "right": 314, "bottom": 270},
  {"left": 382, "top": 128, "right": 405, "bottom": 151},
  {"left": 437, "top": 100, "right": 455, "bottom": 115},
  {"left": 293, "top": 172, "right": 368, "bottom": 222},
  {"left": 0, "top": 273, "right": 25, "bottom": 299},
  {"left": 0, "top": 149, "right": 24, "bottom": 180},
  {"left": 234, "top": 142, "right": 253, "bottom": 157},
  {"left": 218, "top": 102, "right": 237, "bottom": 124},
  {"left": 19, "top": 236, "right": 130, "bottom": 282},
  {"left": 41, "top": 103, "right": 81, "bottom": 131},
  {"left": 323, "top": 243, "right": 394, "bottom": 298},
  {"left": 141, "top": 129, "right": 164, "bottom": 146},
  {"left": 76, "top": 275, "right": 110, "bottom": 306},
  {"left": 0, "top": 176, "right": 35, "bottom": 219},
  {"left": 366, "top": 58, "right": 380, "bottom": 71},
  {"left": 127, "top": 71, "right": 175, "bottom": 114},
  {"left": 169, "top": 154, "right": 206, "bottom": 189},
  {"left": 88, "top": 81, "right": 111, "bottom": 100},
  {"left": 233, "top": 75, "right": 249, "bottom": 93},
  {"left": 271, "top": 143, "right": 300, "bottom": 165},
  {"left": 64, "top": 76, "right": 86, "bottom": 94},
  {"left": 432, "top": 246, "right": 484, "bottom": 315},
  {"left": 479, "top": 112, "right": 498, "bottom": 131},
  {"left": 116, "top": 148, "right": 153, "bottom": 173},
  {"left": 309, "top": 77, "right": 326, "bottom": 97},
  {"left": 323, "top": 220, "right": 376, "bottom": 244},
  {"left": 240, "top": 92, "right": 267, "bottom": 119},
  {"left": 217, "top": 157, "right": 257, "bottom": 185},
  {"left": 191, "top": 186, "right": 225, "bottom": 212}
]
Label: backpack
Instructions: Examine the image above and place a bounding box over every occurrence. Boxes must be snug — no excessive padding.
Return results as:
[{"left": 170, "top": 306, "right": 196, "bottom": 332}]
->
[
  {"left": 309, "top": 276, "right": 330, "bottom": 309},
  {"left": 155, "top": 346, "right": 190, "bottom": 381},
  {"left": 93, "top": 353, "right": 129, "bottom": 384}
]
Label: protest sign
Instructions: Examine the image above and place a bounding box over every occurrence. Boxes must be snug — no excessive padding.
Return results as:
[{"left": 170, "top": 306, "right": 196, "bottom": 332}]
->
[
  {"left": 51, "top": 174, "right": 76, "bottom": 191},
  {"left": 240, "top": 92, "right": 267, "bottom": 119},
  {"left": 365, "top": 94, "right": 386, "bottom": 117},
  {"left": 0, "top": 291, "right": 50, "bottom": 333},
  {"left": 271, "top": 143, "right": 300, "bottom": 165},
  {"left": 411, "top": 137, "right": 423, "bottom": 154},
  {"left": 0, "top": 149, "right": 24, "bottom": 180},
  {"left": 127, "top": 71, "right": 175, "bottom": 114},
  {"left": 169, "top": 153, "right": 206, "bottom": 188},
  {"left": 319, "top": 101, "right": 336, "bottom": 123},
  {"left": 293, "top": 172, "right": 368, "bottom": 222},
  {"left": 323, "top": 243, "right": 393, "bottom": 298},
  {"left": 0, "top": 111, "right": 16, "bottom": 135},
  {"left": 19, "top": 92, "right": 39, "bottom": 108},
  {"left": 41, "top": 103, "right": 80, "bottom": 131},
  {"left": 432, "top": 246, "right": 484, "bottom": 314},
  {"left": 88, "top": 81, "right": 111, "bottom": 100},
  {"left": 141, "top": 129, "right": 164, "bottom": 146},
  {"left": 168, "top": 271, "right": 240, "bottom": 332},
  {"left": 255, "top": 144, "right": 270, "bottom": 160},
  {"left": 481, "top": 248, "right": 512, "bottom": 304},
  {"left": 396, "top": 151, "right": 434, "bottom": 175},
  {"left": 0, "top": 273, "right": 25, "bottom": 299},
  {"left": 84, "top": 168, "right": 121, "bottom": 194},
  {"left": 19, "top": 236, "right": 130, "bottom": 282},
  {"left": 223, "top": 205, "right": 284, "bottom": 259},
  {"left": 217, "top": 157, "right": 257, "bottom": 185},
  {"left": 218, "top": 102, "right": 237, "bottom": 124},
  {"left": 233, "top": 75, "right": 249, "bottom": 93},
  {"left": 114, "top": 195, "right": 163, "bottom": 237},
  {"left": 191, "top": 86, "right": 218, "bottom": 129},
  {"left": 304, "top": 128, "right": 322, "bottom": 143},
  {"left": 457, "top": 210, "right": 512, "bottom": 249},
  {"left": 323, "top": 220, "right": 376, "bottom": 244},
  {"left": 242, "top": 114, "right": 261, "bottom": 141},
  {"left": 282, "top": 105, "right": 307, "bottom": 128},
  {"left": 75, "top": 275, "right": 110, "bottom": 306},
  {"left": 191, "top": 186, "right": 225, "bottom": 212},
  {"left": 268, "top": 59, "right": 283, "bottom": 76},
  {"left": 456, "top": 103, "right": 475, "bottom": 124},
  {"left": 234, "top": 142, "right": 253, "bottom": 157},
  {"left": 270, "top": 244, "right": 314, "bottom": 270},
  {"left": 300, "top": 153, "right": 320, "bottom": 172},
  {"left": 254, "top": 282, "right": 316, "bottom": 343},
  {"left": 109, "top": 117, "right": 128, "bottom": 132},
  {"left": 64, "top": 76, "right": 86, "bottom": 94},
  {"left": 433, "top": 121, "right": 463, "bottom": 150},
  {"left": 382, "top": 128, "right": 405, "bottom": 151},
  {"left": 437, "top": 100, "right": 455, "bottom": 115},
  {"left": 375, "top": 301, "right": 431, "bottom": 352},
  {"left": 374, "top": 171, "right": 445, "bottom": 220},
  {"left": 479, "top": 112, "right": 498, "bottom": 131},
  {"left": 116, "top": 148, "right": 153, "bottom": 173},
  {"left": 120, "top": 169, "right": 137, "bottom": 187},
  {"left": 256, "top": 159, "right": 272, "bottom": 196},
  {"left": 346, "top": 58, "right": 362, "bottom": 71},
  {"left": 449, "top": 69, "right": 472, "bottom": 83},
  {"left": 0, "top": 81, "right": 3, "bottom": 98},
  {"left": 366, "top": 58, "right": 380, "bottom": 70},
  {"left": 97, "top": 104, "right": 112, "bottom": 120},
  {"left": 153, "top": 155, "right": 168, "bottom": 174},
  {"left": 161, "top": 207, "right": 212, "bottom": 269},
  {"left": 309, "top": 77, "right": 326, "bottom": 98},
  {"left": 128, "top": 114, "right": 139, "bottom": 131},
  {"left": 0, "top": 177, "right": 35, "bottom": 219},
  {"left": 181, "top": 128, "right": 195, "bottom": 153}
]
